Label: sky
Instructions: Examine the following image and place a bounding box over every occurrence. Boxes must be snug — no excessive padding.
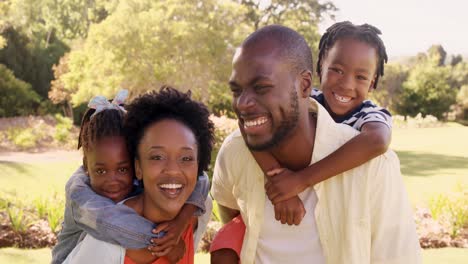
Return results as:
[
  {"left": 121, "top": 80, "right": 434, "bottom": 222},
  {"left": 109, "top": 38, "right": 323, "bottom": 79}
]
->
[{"left": 319, "top": 0, "right": 468, "bottom": 59}]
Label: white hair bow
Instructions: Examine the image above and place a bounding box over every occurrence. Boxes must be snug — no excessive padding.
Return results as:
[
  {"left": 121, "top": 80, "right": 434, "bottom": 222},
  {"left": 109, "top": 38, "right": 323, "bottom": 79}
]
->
[{"left": 88, "top": 89, "right": 128, "bottom": 118}]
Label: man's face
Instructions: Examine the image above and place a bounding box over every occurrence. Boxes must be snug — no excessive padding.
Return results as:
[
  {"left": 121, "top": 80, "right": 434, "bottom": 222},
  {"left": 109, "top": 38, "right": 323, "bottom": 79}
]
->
[
  {"left": 229, "top": 43, "right": 301, "bottom": 151},
  {"left": 320, "top": 37, "right": 378, "bottom": 118},
  {"left": 85, "top": 136, "right": 134, "bottom": 203},
  {"left": 135, "top": 119, "right": 198, "bottom": 221}
]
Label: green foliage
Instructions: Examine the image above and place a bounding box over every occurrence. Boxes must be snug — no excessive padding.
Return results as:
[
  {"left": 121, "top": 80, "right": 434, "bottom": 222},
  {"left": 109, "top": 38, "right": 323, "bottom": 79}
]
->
[
  {"left": 7, "top": 204, "right": 32, "bottom": 234},
  {"left": 0, "top": 64, "right": 40, "bottom": 117},
  {"left": 33, "top": 197, "right": 48, "bottom": 219},
  {"left": 370, "top": 63, "right": 408, "bottom": 112},
  {"left": 397, "top": 61, "right": 456, "bottom": 119},
  {"left": 6, "top": 128, "right": 40, "bottom": 149},
  {"left": 63, "top": 0, "right": 249, "bottom": 106},
  {"left": 46, "top": 193, "right": 65, "bottom": 233},
  {"left": 0, "top": 25, "right": 69, "bottom": 99},
  {"left": 428, "top": 189, "right": 468, "bottom": 237},
  {"left": 54, "top": 114, "right": 73, "bottom": 143}
]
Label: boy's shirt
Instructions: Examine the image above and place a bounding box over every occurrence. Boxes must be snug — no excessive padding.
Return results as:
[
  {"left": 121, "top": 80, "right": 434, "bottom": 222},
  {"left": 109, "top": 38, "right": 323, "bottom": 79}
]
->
[
  {"left": 51, "top": 166, "right": 210, "bottom": 264},
  {"left": 311, "top": 88, "right": 392, "bottom": 130}
]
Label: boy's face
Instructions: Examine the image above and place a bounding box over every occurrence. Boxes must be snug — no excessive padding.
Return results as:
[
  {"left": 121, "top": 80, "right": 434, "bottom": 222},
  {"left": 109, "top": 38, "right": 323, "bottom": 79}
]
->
[
  {"left": 320, "top": 37, "right": 378, "bottom": 118},
  {"left": 85, "top": 136, "right": 134, "bottom": 203},
  {"left": 135, "top": 119, "right": 198, "bottom": 221}
]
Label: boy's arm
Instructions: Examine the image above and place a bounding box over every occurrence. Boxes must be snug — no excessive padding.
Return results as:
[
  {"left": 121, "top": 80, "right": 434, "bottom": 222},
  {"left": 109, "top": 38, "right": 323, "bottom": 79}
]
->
[
  {"left": 265, "top": 122, "right": 391, "bottom": 204},
  {"left": 67, "top": 168, "right": 156, "bottom": 249}
]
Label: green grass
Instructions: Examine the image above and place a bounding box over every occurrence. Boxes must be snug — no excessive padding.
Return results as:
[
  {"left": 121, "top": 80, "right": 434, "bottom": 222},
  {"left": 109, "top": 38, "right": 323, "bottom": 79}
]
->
[
  {"left": 0, "top": 160, "right": 80, "bottom": 202},
  {"left": 391, "top": 125, "right": 468, "bottom": 206},
  {"left": 0, "top": 248, "right": 210, "bottom": 263},
  {"left": 1, "top": 125, "right": 468, "bottom": 262},
  {"left": 1, "top": 247, "right": 466, "bottom": 264}
]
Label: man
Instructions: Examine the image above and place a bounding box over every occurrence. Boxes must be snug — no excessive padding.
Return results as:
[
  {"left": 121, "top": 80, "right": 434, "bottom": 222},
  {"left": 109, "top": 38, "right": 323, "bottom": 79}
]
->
[{"left": 211, "top": 25, "right": 421, "bottom": 263}]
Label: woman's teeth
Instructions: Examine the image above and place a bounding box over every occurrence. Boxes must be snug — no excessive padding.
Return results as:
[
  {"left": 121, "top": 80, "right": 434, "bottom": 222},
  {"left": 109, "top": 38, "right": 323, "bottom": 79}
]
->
[
  {"left": 159, "top": 183, "right": 182, "bottom": 189},
  {"left": 334, "top": 93, "right": 352, "bottom": 103},
  {"left": 244, "top": 117, "right": 268, "bottom": 127}
]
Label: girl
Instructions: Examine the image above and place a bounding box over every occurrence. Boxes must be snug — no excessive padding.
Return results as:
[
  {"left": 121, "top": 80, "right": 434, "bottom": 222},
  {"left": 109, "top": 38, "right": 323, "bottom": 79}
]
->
[
  {"left": 53, "top": 89, "right": 211, "bottom": 263},
  {"left": 64, "top": 86, "right": 215, "bottom": 263}
]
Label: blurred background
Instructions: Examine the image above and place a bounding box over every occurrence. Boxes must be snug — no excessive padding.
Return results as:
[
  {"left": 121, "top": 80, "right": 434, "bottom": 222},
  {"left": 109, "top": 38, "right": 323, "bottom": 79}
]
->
[{"left": 0, "top": 0, "right": 466, "bottom": 263}]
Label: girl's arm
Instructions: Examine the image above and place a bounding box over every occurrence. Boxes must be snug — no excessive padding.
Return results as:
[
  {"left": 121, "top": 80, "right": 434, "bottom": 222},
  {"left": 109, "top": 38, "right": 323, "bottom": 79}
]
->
[
  {"left": 265, "top": 122, "right": 392, "bottom": 204},
  {"left": 67, "top": 167, "right": 156, "bottom": 249}
]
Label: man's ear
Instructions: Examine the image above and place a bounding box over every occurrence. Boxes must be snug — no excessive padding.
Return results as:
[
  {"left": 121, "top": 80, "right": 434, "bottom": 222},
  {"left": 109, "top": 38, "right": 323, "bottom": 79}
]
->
[
  {"left": 135, "top": 158, "right": 143, "bottom": 180},
  {"left": 299, "top": 70, "right": 313, "bottom": 98}
]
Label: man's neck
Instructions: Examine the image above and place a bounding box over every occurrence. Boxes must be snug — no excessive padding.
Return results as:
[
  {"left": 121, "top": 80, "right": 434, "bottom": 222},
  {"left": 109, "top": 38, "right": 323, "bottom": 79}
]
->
[{"left": 270, "top": 112, "right": 317, "bottom": 171}]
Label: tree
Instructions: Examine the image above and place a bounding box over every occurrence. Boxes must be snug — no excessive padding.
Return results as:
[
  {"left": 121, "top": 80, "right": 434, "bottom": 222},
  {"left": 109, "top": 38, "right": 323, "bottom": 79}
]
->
[
  {"left": 397, "top": 62, "right": 456, "bottom": 119},
  {"left": 427, "top": 44, "right": 447, "bottom": 66},
  {"left": 0, "top": 64, "right": 40, "bottom": 117},
  {"left": 239, "top": 0, "right": 336, "bottom": 52},
  {"left": 62, "top": 0, "right": 250, "bottom": 106},
  {"left": 370, "top": 63, "right": 408, "bottom": 112},
  {"left": 49, "top": 54, "right": 75, "bottom": 119},
  {"left": 456, "top": 85, "right": 468, "bottom": 119}
]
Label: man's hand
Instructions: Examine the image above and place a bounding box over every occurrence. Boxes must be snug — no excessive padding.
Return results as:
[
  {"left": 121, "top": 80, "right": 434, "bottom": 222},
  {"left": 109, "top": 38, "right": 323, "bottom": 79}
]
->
[
  {"left": 265, "top": 168, "right": 309, "bottom": 205},
  {"left": 165, "top": 239, "right": 186, "bottom": 264},
  {"left": 273, "top": 196, "right": 306, "bottom": 225}
]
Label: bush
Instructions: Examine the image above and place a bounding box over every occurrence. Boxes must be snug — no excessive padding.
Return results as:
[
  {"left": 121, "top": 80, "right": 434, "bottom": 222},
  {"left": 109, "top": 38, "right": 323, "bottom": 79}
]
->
[
  {"left": 0, "top": 64, "right": 41, "bottom": 117},
  {"left": 54, "top": 114, "right": 73, "bottom": 143},
  {"left": 7, "top": 128, "right": 41, "bottom": 149},
  {"left": 428, "top": 187, "right": 468, "bottom": 237},
  {"left": 208, "top": 115, "right": 237, "bottom": 179}
]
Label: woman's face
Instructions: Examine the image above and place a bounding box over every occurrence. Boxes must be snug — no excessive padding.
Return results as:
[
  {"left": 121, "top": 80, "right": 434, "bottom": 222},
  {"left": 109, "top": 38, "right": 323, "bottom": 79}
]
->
[{"left": 135, "top": 119, "right": 198, "bottom": 220}]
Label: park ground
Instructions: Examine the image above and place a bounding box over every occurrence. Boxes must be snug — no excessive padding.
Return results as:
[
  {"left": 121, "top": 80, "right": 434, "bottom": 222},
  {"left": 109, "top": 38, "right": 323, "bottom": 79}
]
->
[{"left": 0, "top": 124, "right": 467, "bottom": 263}]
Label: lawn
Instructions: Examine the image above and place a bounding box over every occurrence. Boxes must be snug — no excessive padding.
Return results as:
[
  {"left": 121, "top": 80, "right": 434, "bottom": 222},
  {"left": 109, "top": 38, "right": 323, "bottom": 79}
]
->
[{"left": 0, "top": 125, "right": 467, "bottom": 263}]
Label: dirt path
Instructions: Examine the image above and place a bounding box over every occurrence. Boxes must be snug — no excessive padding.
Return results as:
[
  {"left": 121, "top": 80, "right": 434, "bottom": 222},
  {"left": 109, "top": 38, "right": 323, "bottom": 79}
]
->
[{"left": 0, "top": 150, "right": 81, "bottom": 163}]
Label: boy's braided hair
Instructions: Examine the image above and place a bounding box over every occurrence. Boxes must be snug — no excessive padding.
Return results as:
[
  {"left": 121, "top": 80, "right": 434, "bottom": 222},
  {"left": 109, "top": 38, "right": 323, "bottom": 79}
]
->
[
  {"left": 317, "top": 21, "right": 388, "bottom": 89},
  {"left": 78, "top": 105, "right": 126, "bottom": 168}
]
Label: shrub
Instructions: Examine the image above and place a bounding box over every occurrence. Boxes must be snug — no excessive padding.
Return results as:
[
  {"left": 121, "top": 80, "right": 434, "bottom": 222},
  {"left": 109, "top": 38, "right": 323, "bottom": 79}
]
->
[
  {"left": 0, "top": 64, "right": 40, "bottom": 117},
  {"left": 7, "top": 204, "right": 33, "bottom": 234},
  {"left": 54, "top": 114, "right": 73, "bottom": 143},
  {"left": 7, "top": 128, "right": 40, "bottom": 149},
  {"left": 428, "top": 188, "right": 468, "bottom": 237},
  {"left": 46, "top": 193, "right": 65, "bottom": 233},
  {"left": 33, "top": 197, "right": 49, "bottom": 219}
]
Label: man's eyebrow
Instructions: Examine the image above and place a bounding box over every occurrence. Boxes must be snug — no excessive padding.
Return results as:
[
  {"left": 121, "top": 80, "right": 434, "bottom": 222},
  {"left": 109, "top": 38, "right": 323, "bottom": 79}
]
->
[{"left": 229, "top": 75, "right": 271, "bottom": 87}]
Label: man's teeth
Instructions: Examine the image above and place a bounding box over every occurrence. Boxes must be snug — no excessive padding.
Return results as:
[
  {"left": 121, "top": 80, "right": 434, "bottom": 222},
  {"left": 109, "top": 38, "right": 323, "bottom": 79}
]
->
[
  {"left": 334, "top": 93, "right": 351, "bottom": 103},
  {"left": 244, "top": 117, "right": 268, "bottom": 127},
  {"left": 159, "top": 183, "right": 182, "bottom": 189}
]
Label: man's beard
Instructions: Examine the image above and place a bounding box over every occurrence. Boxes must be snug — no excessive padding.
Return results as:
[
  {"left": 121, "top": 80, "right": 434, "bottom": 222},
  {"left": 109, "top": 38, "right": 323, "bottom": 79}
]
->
[{"left": 246, "top": 89, "right": 299, "bottom": 151}]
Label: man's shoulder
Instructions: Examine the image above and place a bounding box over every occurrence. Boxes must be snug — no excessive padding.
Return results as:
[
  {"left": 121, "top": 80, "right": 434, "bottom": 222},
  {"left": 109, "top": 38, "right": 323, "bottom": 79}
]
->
[{"left": 219, "top": 129, "right": 249, "bottom": 155}]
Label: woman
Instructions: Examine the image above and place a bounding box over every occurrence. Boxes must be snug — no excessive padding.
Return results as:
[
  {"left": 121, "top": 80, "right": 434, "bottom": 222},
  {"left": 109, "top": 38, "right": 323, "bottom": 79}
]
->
[{"left": 64, "top": 86, "right": 215, "bottom": 264}]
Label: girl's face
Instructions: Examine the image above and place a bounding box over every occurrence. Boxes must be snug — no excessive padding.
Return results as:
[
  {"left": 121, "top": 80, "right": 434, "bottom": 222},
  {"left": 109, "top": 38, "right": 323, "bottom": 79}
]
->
[
  {"left": 85, "top": 136, "right": 134, "bottom": 203},
  {"left": 320, "top": 37, "right": 378, "bottom": 119},
  {"left": 135, "top": 119, "right": 198, "bottom": 221}
]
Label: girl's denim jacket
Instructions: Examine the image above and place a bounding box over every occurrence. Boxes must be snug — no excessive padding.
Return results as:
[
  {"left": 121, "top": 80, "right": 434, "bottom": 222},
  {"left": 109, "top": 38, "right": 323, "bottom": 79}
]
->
[{"left": 51, "top": 166, "right": 210, "bottom": 264}]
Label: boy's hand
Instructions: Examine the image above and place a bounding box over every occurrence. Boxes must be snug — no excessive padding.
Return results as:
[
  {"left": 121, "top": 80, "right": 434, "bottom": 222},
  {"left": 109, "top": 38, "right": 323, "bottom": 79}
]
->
[
  {"left": 273, "top": 196, "right": 306, "bottom": 225},
  {"left": 265, "top": 168, "right": 309, "bottom": 204},
  {"left": 165, "top": 239, "right": 186, "bottom": 264},
  {"left": 148, "top": 213, "right": 189, "bottom": 256}
]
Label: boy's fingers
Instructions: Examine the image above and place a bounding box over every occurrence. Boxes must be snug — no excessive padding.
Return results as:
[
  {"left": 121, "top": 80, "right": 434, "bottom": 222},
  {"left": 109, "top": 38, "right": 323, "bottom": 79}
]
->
[{"left": 150, "top": 246, "right": 172, "bottom": 257}]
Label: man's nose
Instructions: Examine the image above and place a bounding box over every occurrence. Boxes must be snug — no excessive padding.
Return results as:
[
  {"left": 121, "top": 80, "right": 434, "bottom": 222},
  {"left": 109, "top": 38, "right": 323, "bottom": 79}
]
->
[{"left": 236, "top": 90, "right": 255, "bottom": 112}]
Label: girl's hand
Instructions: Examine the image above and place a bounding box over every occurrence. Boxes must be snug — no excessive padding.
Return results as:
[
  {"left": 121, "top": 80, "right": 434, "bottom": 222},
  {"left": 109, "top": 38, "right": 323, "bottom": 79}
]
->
[{"left": 148, "top": 206, "right": 192, "bottom": 256}]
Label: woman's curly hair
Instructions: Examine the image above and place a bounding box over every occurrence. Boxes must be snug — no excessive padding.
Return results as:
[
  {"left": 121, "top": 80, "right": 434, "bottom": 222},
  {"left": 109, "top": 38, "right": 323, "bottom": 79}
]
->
[{"left": 124, "top": 86, "right": 215, "bottom": 176}]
